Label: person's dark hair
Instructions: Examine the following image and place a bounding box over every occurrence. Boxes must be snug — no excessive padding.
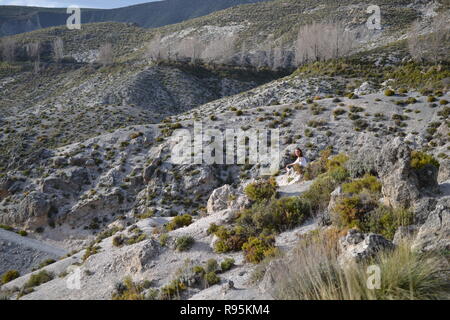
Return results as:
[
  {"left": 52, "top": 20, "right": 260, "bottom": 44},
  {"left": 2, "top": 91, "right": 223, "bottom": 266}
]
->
[{"left": 295, "top": 148, "right": 303, "bottom": 157}]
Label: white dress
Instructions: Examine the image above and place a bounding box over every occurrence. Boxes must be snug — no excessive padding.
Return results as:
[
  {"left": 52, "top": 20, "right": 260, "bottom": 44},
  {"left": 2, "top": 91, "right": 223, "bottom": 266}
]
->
[
  {"left": 292, "top": 157, "right": 308, "bottom": 167},
  {"left": 278, "top": 157, "right": 308, "bottom": 186}
]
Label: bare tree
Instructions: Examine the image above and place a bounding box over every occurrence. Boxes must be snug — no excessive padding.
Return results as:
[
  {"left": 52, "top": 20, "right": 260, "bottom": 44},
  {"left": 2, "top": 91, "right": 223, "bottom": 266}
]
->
[
  {"left": 1, "top": 38, "right": 16, "bottom": 62},
  {"left": 97, "top": 43, "right": 113, "bottom": 65},
  {"left": 146, "top": 32, "right": 164, "bottom": 62},
  {"left": 201, "top": 34, "right": 237, "bottom": 65},
  {"left": 52, "top": 37, "right": 64, "bottom": 63},
  {"left": 408, "top": 14, "right": 450, "bottom": 64},
  {"left": 177, "top": 36, "right": 204, "bottom": 64},
  {"left": 295, "top": 22, "right": 356, "bottom": 65},
  {"left": 408, "top": 21, "right": 427, "bottom": 63},
  {"left": 239, "top": 41, "right": 248, "bottom": 66},
  {"left": 27, "top": 42, "right": 41, "bottom": 73},
  {"left": 427, "top": 14, "right": 449, "bottom": 64}
]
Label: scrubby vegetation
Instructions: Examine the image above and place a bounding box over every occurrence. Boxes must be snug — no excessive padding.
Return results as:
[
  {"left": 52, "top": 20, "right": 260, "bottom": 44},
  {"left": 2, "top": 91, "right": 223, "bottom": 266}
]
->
[
  {"left": 410, "top": 151, "right": 440, "bottom": 170},
  {"left": 242, "top": 236, "right": 277, "bottom": 264},
  {"left": 1, "top": 270, "right": 20, "bottom": 284},
  {"left": 112, "top": 276, "right": 145, "bottom": 300},
  {"left": 175, "top": 236, "right": 195, "bottom": 251},
  {"left": 166, "top": 214, "right": 193, "bottom": 231},
  {"left": 24, "top": 270, "right": 54, "bottom": 289},
  {"left": 272, "top": 232, "right": 449, "bottom": 300},
  {"left": 244, "top": 177, "right": 277, "bottom": 202}
]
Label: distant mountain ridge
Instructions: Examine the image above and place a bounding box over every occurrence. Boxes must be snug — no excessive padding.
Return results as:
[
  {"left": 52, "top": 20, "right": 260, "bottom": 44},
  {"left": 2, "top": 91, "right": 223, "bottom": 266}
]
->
[{"left": 0, "top": 0, "right": 271, "bottom": 37}]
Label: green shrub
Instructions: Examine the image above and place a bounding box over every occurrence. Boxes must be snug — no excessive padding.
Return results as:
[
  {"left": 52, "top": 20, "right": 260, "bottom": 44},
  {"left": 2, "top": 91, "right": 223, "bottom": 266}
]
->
[
  {"left": 301, "top": 175, "right": 337, "bottom": 214},
  {"left": 410, "top": 151, "right": 440, "bottom": 170},
  {"left": 18, "top": 230, "right": 28, "bottom": 237},
  {"left": 192, "top": 266, "right": 205, "bottom": 276},
  {"left": 206, "top": 259, "right": 219, "bottom": 273},
  {"left": 112, "top": 276, "right": 144, "bottom": 300},
  {"left": 1, "top": 270, "right": 20, "bottom": 284},
  {"left": 303, "top": 148, "right": 332, "bottom": 180},
  {"left": 112, "top": 235, "right": 124, "bottom": 247},
  {"left": 220, "top": 258, "right": 235, "bottom": 272},
  {"left": 0, "top": 224, "right": 14, "bottom": 231},
  {"left": 440, "top": 99, "right": 448, "bottom": 105},
  {"left": 342, "top": 174, "right": 382, "bottom": 195},
  {"left": 213, "top": 226, "right": 248, "bottom": 253},
  {"left": 328, "top": 166, "right": 350, "bottom": 184},
  {"left": 327, "top": 153, "right": 349, "bottom": 171},
  {"left": 384, "top": 89, "right": 395, "bottom": 96},
  {"left": 244, "top": 177, "right": 277, "bottom": 202},
  {"left": 38, "top": 259, "right": 56, "bottom": 269},
  {"left": 205, "top": 272, "right": 221, "bottom": 286},
  {"left": 238, "top": 197, "right": 310, "bottom": 234},
  {"left": 24, "top": 270, "right": 53, "bottom": 289},
  {"left": 207, "top": 223, "right": 219, "bottom": 235},
  {"left": 333, "top": 195, "right": 377, "bottom": 229},
  {"left": 365, "top": 206, "right": 414, "bottom": 240},
  {"left": 175, "top": 236, "right": 194, "bottom": 251},
  {"left": 159, "top": 233, "right": 169, "bottom": 246},
  {"left": 166, "top": 214, "right": 193, "bottom": 231},
  {"left": 242, "top": 236, "right": 276, "bottom": 264},
  {"left": 83, "top": 245, "right": 101, "bottom": 262},
  {"left": 160, "top": 278, "right": 187, "bottom": 299}
]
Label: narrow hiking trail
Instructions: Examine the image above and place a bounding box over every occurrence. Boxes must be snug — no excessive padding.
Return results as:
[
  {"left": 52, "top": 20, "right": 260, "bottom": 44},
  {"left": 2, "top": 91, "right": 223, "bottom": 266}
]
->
[
  {"left": 0, "top": 228, "right": 69, "bottom": 274},
  {"left": 277, "top": 180, "right": 313, "bottom": 198},
  {"left": 0, "top": 229, "right": 68, "bottom": 257}
]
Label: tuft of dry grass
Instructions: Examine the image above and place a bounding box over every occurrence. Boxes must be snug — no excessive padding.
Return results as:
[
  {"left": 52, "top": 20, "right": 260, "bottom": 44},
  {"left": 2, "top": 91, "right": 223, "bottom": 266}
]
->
[{"left": 272, "top": 232, "right": 449, "bottom": 300}]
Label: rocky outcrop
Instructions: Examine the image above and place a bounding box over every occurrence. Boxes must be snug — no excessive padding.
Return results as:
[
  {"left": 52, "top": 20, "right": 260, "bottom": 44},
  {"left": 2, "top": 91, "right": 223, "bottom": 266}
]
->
[
  {"left": 375, "top": 138, "right": 421, "bottom": 208},
  {"left": 0, "top": 176, "right": 24, "bottom": 200},
  {"left": 392, "top": 225, "right": 417, "bottom": 245},
  {"left": 1, "top": 192, "right": 51, "bottom": 229},
  {"left": 438, "top": 159, "right": 450, "bottom": 183},
  {"left": 412, "top": 196, "right": 450, "bottom": 252},
  {"left": 338, "top": 229, "right": 395, "bottom": 266},
  {"left": 207, "top": 185, "right": 234, "bottom": 214}
]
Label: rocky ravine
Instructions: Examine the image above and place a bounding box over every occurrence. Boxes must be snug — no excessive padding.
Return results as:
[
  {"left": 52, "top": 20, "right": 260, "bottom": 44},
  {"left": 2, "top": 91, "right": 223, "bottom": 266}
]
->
[{"left": 0, "top": 80, "right": 449, "bottom": 299}]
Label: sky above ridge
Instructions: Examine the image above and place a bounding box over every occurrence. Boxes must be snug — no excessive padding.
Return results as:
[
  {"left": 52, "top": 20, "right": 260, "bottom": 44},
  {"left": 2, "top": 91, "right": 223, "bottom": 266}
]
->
[{"left": 0, "top": 0, "right": 158, "bottom": 9}]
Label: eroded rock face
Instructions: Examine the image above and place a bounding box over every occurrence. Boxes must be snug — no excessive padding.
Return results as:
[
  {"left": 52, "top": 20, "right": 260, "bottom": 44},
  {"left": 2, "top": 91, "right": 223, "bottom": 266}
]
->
[
  {"left": 375, "top": 138, "right": 421, "bottom": 208},
  {"left": 258, "top": 258, "right": 287, "bottom": 296},
  {"left": 412, "top": 196, "right": 450, "bottom": 252},
  {"left": 338, "top": 229, "right": 395, "bottom": 266},
  {"left": 207, "top": 184, "right": 234, "bottom": 214},
  {"left": 437, "top": 159, "right": 450, "bottom": 183},
  {"left": 0, "top": 176, "right": 23, "bottom": 200},
  {"left": 2, "top": 192, "right": 51, "bottom": 229},
  {"left": 393, "top": 225, "right": 417, "bottom": 245},
  {"left": 124, "top": 239, "right": 160, "bottom": 273}
]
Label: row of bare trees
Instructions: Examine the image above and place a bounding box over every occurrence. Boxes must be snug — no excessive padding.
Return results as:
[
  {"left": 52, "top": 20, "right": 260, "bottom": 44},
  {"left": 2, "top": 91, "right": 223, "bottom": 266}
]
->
[
  {"left": 145, "top": 32, "right": 236, "bottom": 65},
  {"left": 408, "top": 13, "right": 449, "bottom": 64},
  {"left": 294, "top": 22, "right": 355, "bottom": 64},
  {"left": 144, "top": 22, "right": 357, "bottom": 70}
]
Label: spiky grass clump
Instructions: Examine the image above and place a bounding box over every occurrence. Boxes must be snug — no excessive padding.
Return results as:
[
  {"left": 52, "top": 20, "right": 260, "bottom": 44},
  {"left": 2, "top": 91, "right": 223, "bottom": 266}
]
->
[{"left": 272, "top": 232, "right": 449, "bottom": 300}]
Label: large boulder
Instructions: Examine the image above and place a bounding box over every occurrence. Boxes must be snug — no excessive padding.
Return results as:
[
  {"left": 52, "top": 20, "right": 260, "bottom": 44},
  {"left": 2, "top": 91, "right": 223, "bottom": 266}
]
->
[
  {"left": 207, "top": 184, "right": 234, "bottom": 214},
  {"left": 375, "top": 138, "right": 421, "bottom": 208},
  {"left": 338, "top": 229, "right": 395, "bottom": 266},
  {"left": 412, "top": 196, "right": 450, "bottom": 252}
]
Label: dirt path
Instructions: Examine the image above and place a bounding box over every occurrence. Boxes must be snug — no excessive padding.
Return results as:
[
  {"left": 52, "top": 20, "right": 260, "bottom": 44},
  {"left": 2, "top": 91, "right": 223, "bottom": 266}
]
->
[{"left": 0, "top": 229, "right": 68, "bottom": 274}]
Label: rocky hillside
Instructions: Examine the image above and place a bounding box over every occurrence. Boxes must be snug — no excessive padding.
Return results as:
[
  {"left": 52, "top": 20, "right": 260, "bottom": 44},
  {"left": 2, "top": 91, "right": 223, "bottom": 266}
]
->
[
  {"left": 0, "top": 0, "right": 271, "bottom": 37},
  {"left": 0, "top": 0, "right": 449, "bottom": 301}
]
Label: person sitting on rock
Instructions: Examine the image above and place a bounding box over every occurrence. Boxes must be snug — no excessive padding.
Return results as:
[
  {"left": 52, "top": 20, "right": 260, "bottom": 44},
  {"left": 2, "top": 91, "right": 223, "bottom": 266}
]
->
[{"left": 285, "top": 148, "right": 308, "bottom": 175}]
